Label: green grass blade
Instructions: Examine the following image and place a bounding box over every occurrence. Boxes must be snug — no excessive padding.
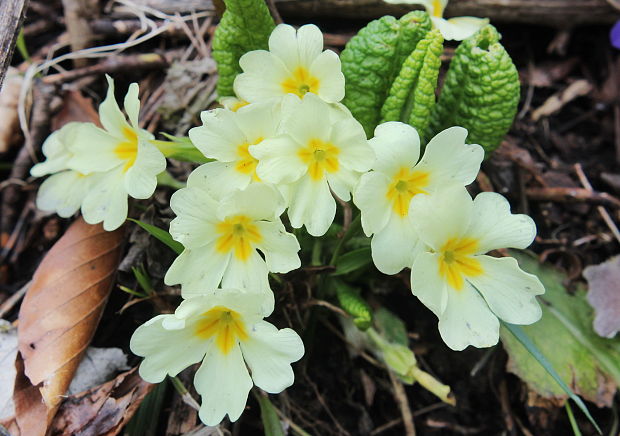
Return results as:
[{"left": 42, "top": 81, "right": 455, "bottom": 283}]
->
[
  {"left": 256, "top": 393, "right": 285, "bottom": 436},
  {"left": 128, "top": 219, "right": 184, "bottom": 254},
  {"left": 503, "top": 322, "right": 601, "bottom": 434}
]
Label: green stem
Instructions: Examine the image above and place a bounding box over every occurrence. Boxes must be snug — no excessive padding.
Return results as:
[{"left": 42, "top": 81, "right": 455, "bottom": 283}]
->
[{"left": 330, "top": 213, "right": 362, "bottom": 266}]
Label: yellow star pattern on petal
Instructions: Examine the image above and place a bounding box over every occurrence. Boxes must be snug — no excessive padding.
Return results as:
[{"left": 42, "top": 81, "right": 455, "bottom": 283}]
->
[
  {"left": 385, "top": 167, "right": 430, "bottom": 217},
  {"left": 195, "top": 306, "right": 249, "bottom": 354},
  {"left": 437, "top": 237, "right": 483, "bottom": 290},
  {"left": 215, "top": 215, "right": 263, "bottom": 261}
]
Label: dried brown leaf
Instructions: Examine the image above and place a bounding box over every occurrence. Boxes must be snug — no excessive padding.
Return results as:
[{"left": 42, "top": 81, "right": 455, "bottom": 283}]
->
[
  {"left": 51, "top": 90, "right": 101, "bottom": 130},
  {"left": 584, "top": 256, "right": 620, "bottom": 338},
  {"left": 13, "top": 218, "right": 124, "bottom": 436},
  {"left": 50, "top": 367, "right": 153, "bottom": 436}
]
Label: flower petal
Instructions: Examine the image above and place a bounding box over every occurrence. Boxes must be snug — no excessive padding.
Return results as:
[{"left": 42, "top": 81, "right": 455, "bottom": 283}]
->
[
  {"left": 241, "top": 321, "right": 304, "bottom": 393},
  {"left": 169, "top": 185, "right": 219, "bottom": 249},
  {"left": 438, "top": 282, "right": 500, "bottom": 351},
  {"left": 99, "top": 75, "right": 130, "bottom": 138},
  {"left": 295, "top": 24, "right": 324, "bottom": 68},
  {"left": 368, "top": 122, "right": 420, "bottom": 176},
  {"left": 123, "top": 82, "right": 141, "bottom": 127},
  {"left": 287, "top": 175, "right": 335, "bottom": 237},
  {"left": 268, "top": 23, "right": 300, "bottom": 71},
  {"left": 124, "top": 139, "right": 166, "bottom": 199},
  {"left": 80, "top": 168, "right": 128, "bottom": 231},
  {"left": 415, "top": 126, "right": 484, "bottom": 190},
  {"left": 326, "top": 167, "right": 359, "bottom": 202},
  {"left": 130, "top": 314, "right": 208, "bottom": 383},
  {"left": 218, "top": 183, "right": 285, "bottom": 221},
  {"left": 281, "top": 93, "right": 331, "bottom": 147},
  {"left": 433, "top": 16, "right": 489, "bottom": 41},
  {"left": 468, "top": 255, "right": 544, "bottom": 325},
  {"left": 67, "top": 124, "right": 123, "bottom": 173},
  {"left": 195, "top": 343, "right": 253, "bottom": 426},
  {"left": 466, "top": 192, "right": 537, "bottom": 253},
  {"left": 354, "top": 171, "right": 392, "bottom": 236},
  {"left": 330, "top": 117, "right": 374, "bottom": 172},
  {"left": 410, "top": 251, "right": 448, "bottom": 316},
  {"left": 164, "top": 244, "right": 231, "bottom": 296},
  {"left": 371, "top": 213, "right": 421, "bottom": 275},
  {"left": 310, "top": 50, "right": 345, "bottom": 103},
  {"left": 186, "top": 162, "right": 251, "bottom": 200},
  {"left": 252, "top": 136, "right": 307, "bottom": 184},
  {"left": 234, "top": 51, "right": 290, "bottom": 103},
  {"left": 255, "top": 221, "right": 301, "bottom": 273},
  {"left": 36, "top": 171, "right": 92, "bottom": 217},
  {"left": 189, "top": 108, "right": 246, "bottom": 162},
  {"left": 408, "top": 187, "right": 473, "bottom": 250},
  {"left": 31, "top": 123, "right": 81, "bottom": 176}
]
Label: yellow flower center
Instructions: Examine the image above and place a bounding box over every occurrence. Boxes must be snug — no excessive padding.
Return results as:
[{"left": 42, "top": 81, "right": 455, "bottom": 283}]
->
[
  {"left": 298, "top": 138, "right": 340, "bottom": 181},
  {"left": 114, "top": 125, "right": 139, "bottom": 172},
  {"left": 431, "top": 0, "right": 444, "bottom": 17},
  {"left": 195, "top": 306, "right": 249, "bottom": 354},
  {"left": 215, "top": 215, "right": 262, "bottom": 261},
  {"left": 437, "top": 237, "right": 483, "bottom": 290},
  {"left": 235, "top": 137, "right": 263, "bottom": 181},
  {"left": 230, "top": 99, "right": 249, "bottom": 112},
  {"left": 281, "top": 66, "right": 320, "bottom": 97},
  {"left": 385, "top": 167, "right": 430, "bottom": 217}
]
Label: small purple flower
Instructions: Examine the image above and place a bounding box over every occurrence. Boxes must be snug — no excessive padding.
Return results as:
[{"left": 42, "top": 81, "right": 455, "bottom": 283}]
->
[{"left": 612, "top": 20, "right": 620, "bottom": 49}]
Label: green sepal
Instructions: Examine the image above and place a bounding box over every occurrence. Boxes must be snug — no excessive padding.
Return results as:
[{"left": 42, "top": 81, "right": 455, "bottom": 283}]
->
[
  {"left": 341, "top": 11, "right": 431, "bottom": 137},
  {"left": 380, "top": 28, "right": 443, "bottom": 143},
  {"left": 212, "top": 0, "right": 275, "bottom": 97},
  {"left": 333, "top": 279, "right": 373, "bottom": 330},
  {"left": 430, "top": 24, "right": 520, "bottom": 155}
]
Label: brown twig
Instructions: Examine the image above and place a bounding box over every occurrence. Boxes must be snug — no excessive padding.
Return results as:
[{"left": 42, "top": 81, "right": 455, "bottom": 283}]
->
[
  {"left": 388, "top": 371, "right": 416, "bottom": 436},
  {"left": 0, "top": 280, "right": 30, "bottom": 318},
  {"left": 573, "top": 164, "right": 620, "bottom": 245},
  {"left": 42, "top": 53, "right": 170, "bottom": 84},
  {"left": 525, "top": 187, "right": 620, "bottom": 209}
]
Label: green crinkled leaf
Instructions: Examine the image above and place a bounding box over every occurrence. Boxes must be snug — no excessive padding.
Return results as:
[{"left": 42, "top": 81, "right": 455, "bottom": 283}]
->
[
  {"left": 500, "top": 250, "right": 620, "bottom": 408},
  {"left": 430, "top": 24, "right": 519, "bottom": 155},
  {"left": 381, "top": 28, "right": 443, "bottom": 143},
  {"left": 333, "top": 279, "right": 373, "bottom": 330},
  {"left": 341, "top": 11, "right": 431, "bottom": 137},
  {"left": 212, "top": 0, "right": 275, "bottom": 97}
]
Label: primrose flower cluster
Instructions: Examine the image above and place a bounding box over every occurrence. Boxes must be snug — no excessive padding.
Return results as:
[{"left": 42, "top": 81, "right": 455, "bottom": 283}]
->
[{"left": 31, "top": 21, "right": 545, "bottom": 427}]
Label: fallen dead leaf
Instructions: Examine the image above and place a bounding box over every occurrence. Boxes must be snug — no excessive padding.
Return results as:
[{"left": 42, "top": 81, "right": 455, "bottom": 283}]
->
[
  {"left": 51, "top": 89, "right": 101, "bottom": 130},
  {"left": 13, "top": 218, "right": 124, "bottom": 436},
  {"left": 49, "top": 367, "right": 153, "bottom": 436},
  {"left": 531, "top": 79, "right": 593, "bottom": 121},
  {"left": 584, "top": 256, "right": 620, "bottom": 338}
]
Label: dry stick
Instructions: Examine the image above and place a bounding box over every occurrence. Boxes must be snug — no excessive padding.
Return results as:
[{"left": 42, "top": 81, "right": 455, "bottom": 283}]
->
[
  {"left": 574, "top": 163, "right": 620, "bottom": 245},
  {"left": 0, "top": 0, "right": 29, "bottom": 89},
  {"left": 0, "top": 280, "right": 30, "bottom": 318},
  {"left": 42, "top": 53, "right": 169, "bottom": 84},
  {"left": 388, "top": 371, "right": 416, "bottom": 436},
  {"left": 61, "top": 0, "right": 98, "bottom": 68},
  {"left": 525, "top": 187, "right": 620, "bottom": 209}
]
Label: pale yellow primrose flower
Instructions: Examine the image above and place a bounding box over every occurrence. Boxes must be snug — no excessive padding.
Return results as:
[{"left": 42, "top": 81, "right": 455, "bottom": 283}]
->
[
  {"left": 188, "top": 102, "right": 280, "bottom": 196},
  {"left": 234, "top": 24, "right": 345, "bottom": 104},
  {"left": 383, "top": 0, "right": 489, "bottom": 41},
  {"left": 31, "top": 123, "right": 96, "bottom": 218},
  {"left": 219, "top": 96, "right": 249, "bottom": 112},
  {"left": 130, "top": 288, "right": 304, "bottom": 426},
  {"left": 251, "top": 94, "right": 374, "bottom": 236},
  {"left": 164, "top": 182, "right": 300, "bottom": 311},
  {"left": 408, "top": 187, "right": 544, "bottom": 351},
  {"left": 353, "top": 122, "right": 483, "bottom": 275},
  {"left": 31, "top": 76, "right": 166, "bottom": 231}
]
